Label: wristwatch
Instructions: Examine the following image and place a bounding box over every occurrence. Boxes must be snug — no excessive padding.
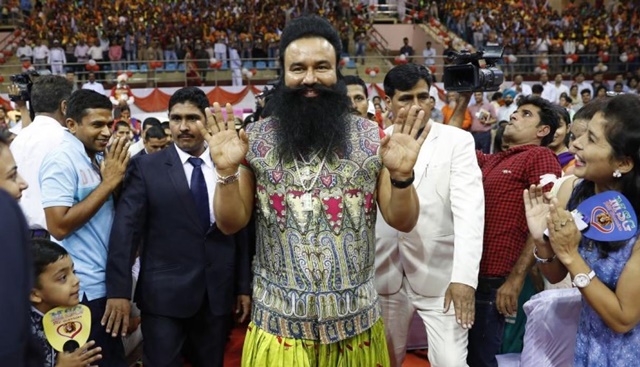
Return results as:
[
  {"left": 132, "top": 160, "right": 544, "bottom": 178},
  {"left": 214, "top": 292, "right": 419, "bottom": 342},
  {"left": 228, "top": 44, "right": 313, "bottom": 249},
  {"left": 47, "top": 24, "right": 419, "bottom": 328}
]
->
[{"left": 572, "top": 270, "right": 596, "bottom": 288}]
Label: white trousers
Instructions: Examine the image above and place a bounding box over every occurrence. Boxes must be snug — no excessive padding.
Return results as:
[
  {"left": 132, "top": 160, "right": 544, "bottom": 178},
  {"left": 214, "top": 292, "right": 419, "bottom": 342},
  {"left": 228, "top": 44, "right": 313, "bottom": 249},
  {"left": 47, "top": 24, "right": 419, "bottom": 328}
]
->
[
  {"left": 380, "top": 276, "right": 469, "bottom": 367},
  {"left": 51, "top": 63, "right": 65, "bottom": 75},
  {"left": 231, "top": 69, "right": 243, "bottom": 86}
]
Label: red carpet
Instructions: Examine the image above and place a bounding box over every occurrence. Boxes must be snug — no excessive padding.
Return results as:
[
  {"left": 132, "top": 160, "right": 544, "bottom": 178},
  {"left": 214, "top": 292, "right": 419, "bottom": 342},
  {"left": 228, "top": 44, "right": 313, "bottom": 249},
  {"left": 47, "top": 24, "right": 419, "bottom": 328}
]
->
[{"left": 223, "top": 326, "right": 431, "bottom": 367}]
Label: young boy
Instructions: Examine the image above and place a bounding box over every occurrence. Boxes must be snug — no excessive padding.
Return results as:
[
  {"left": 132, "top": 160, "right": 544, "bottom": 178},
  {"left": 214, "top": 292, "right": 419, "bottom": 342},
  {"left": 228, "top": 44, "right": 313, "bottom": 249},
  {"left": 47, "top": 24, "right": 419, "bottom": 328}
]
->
[{"left": 30, "top": 239, "right": 102, "bottom": 367}]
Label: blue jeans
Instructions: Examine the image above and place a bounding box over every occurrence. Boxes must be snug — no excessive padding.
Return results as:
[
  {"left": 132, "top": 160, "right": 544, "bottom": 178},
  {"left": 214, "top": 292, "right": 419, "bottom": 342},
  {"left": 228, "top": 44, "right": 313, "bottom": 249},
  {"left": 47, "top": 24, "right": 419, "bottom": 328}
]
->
[{"left": 467, "top": 288, "right": 505, "bottom": 367}]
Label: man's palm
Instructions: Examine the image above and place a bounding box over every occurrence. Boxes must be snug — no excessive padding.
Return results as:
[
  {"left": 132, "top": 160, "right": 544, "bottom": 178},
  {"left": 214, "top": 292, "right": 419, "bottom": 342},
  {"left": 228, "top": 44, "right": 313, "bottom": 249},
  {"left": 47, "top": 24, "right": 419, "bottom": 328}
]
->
[
  {"left": 381, "top": 133, "right": 421, "bottom": 174},
  {"left": 209, "top": 129, "right": 248, "bottom": 172}
]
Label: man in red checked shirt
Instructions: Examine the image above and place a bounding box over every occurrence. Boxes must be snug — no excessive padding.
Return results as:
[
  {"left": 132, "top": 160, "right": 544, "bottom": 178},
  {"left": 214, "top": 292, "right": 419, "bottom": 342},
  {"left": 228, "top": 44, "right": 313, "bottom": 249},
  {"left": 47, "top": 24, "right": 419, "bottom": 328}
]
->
[{"left": 449, "top": 94, "right": 562, "bottom": 367}]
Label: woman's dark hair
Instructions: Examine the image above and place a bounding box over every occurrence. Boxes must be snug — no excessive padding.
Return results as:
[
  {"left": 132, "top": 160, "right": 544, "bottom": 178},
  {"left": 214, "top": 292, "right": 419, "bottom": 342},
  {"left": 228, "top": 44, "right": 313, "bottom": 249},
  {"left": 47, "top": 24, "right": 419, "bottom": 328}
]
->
[
  {"left": 568, "top": 94, "right": 640, "bottom": 257},
  {"left": 554, "top": 105, "right": 572, "bottom": 147}
]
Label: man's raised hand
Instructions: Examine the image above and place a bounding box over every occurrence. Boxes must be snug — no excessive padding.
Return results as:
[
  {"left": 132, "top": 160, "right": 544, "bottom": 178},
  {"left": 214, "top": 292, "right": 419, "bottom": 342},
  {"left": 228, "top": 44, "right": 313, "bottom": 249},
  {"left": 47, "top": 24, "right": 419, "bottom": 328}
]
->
[
  {"left": 101, "top": 137, "right": 130, "bottom": 191},
  {"left": 197, "top": 102, "right": 249, "bottom": 175},
  {"left": 380, "top": 105, "right": 429, "bottom": 178}
]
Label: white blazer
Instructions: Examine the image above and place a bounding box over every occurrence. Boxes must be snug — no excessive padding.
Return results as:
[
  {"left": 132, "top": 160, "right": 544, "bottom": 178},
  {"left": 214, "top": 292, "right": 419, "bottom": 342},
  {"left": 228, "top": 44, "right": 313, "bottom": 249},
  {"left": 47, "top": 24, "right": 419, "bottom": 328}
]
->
[{"left": 375, "top": 121, "right": 485, "bottom": 297}]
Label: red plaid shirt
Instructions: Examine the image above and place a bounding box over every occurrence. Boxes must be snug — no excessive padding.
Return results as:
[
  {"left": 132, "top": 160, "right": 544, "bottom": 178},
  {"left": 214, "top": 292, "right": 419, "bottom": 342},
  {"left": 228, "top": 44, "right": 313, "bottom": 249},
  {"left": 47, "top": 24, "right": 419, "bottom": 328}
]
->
[{"left": 477, "top": 145, "right": 561, "bottom": 277}]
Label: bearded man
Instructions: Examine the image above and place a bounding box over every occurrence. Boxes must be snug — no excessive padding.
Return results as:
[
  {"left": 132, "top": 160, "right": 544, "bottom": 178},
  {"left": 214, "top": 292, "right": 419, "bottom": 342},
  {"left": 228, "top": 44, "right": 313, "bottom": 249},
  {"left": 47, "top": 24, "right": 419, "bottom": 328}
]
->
[{"left": 202, "top": 15, "right": 430, "bottom": 366}]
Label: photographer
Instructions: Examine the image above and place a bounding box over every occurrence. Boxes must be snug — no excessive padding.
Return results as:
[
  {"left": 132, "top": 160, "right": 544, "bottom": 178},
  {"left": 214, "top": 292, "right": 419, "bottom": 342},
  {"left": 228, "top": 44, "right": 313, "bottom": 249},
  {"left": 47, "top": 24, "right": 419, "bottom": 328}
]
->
[
  {"left": 9, "top": 75, "right": 73, "bottom": 240},
  {"left": 449, "top": 92, "right": 562, "bottom": 366},
  {"left": 6, "top": 80, "right": 32, "bottom": 132}
]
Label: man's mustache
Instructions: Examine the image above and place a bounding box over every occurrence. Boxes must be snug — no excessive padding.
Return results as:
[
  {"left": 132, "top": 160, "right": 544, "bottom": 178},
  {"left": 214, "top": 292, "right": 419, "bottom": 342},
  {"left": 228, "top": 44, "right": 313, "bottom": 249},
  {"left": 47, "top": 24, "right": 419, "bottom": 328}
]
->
[{"left": 283, "top": 83, "right": 340, "bottom": 96}]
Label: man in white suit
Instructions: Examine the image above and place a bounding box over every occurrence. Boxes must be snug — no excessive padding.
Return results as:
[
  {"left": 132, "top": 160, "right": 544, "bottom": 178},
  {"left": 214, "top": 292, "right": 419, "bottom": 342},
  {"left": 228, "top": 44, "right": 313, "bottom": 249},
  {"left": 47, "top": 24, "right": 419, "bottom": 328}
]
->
[{"left": 376, "top": 63, "right": 485, "bottom": 367}]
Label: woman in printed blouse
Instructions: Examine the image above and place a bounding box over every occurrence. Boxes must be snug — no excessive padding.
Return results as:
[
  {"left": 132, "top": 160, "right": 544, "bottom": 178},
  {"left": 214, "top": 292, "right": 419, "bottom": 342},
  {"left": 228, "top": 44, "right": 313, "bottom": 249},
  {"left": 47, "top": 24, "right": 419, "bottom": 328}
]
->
[{"left": 524, "top": 94, "right": 640, "bottom": 366}]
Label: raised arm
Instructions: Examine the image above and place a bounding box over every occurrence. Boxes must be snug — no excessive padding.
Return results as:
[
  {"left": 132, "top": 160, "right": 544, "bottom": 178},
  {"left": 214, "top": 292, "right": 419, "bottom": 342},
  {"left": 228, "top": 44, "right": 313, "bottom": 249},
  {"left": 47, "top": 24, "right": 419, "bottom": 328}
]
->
[
  {"left": 447, "top": 92, "right": 472, "bottom": 129},
  {"left": 198, "top": 102, "right": 255, "bottom": 235},
  {"left": 377, "top": 105, "right": 430, "bottom": 233},
  {"left": 42, "top": 138, "right": 129, "bottom": 240}
]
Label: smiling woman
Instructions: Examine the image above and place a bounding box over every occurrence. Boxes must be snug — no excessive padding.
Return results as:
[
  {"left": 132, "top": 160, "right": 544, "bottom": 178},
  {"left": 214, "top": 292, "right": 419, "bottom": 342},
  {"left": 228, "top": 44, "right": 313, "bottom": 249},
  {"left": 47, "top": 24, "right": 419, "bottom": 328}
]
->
[{"left": 525, "top": 94, "right": 640, "bottom": 366}]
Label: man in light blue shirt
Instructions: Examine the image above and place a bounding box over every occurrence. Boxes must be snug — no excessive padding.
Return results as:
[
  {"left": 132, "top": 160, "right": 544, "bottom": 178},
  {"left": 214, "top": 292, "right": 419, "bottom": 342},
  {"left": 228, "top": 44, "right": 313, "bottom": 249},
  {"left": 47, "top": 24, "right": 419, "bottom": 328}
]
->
[{"left": 40, "top": 89, "right": 130, "bottom": 366}]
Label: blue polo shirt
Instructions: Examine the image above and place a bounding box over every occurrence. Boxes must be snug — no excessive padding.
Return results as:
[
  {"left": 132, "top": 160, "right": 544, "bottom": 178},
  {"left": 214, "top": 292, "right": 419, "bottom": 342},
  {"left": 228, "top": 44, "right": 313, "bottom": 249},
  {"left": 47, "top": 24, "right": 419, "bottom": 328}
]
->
[{"left": 40, "top": 131, "right": 114, "bottom": 301}]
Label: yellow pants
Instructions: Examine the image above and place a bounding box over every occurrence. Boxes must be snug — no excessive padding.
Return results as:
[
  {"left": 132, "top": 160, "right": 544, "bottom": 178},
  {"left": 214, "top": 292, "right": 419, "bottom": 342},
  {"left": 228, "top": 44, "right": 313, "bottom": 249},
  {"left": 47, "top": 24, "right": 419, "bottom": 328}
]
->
[{"left": 241, "top": 319, "right": 391, "bottom": 367}]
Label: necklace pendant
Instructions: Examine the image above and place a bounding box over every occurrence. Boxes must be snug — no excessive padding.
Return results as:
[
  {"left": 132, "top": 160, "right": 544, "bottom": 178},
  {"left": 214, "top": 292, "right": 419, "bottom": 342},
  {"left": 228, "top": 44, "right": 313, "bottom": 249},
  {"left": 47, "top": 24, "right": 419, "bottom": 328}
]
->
[
  {"left": 301, "top": 192, "right": 313, "bottom": 212},
  {"left": 300, "top": 166, "right": 311, "bottom": 180}
]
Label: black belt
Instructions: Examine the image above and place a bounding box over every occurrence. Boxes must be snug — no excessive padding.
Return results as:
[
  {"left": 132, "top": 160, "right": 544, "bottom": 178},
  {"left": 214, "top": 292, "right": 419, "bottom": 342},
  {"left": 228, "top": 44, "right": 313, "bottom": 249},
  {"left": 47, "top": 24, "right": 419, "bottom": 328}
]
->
[
  {"left": 30, "top": 229, "right": 50, "bottom": 240},
  {"left": 477, "top": 276, "right": 506, "bottom": 293}
]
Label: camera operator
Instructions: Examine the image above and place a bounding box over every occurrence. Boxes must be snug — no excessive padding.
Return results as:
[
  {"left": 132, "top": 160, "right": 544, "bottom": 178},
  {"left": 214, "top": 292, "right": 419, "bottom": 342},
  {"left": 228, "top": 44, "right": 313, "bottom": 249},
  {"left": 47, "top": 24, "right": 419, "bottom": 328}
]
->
[
  {"left": 6, "top": 83, "right": 31, "bottom": 132},
  {"left": 7, "top": 70, "right": 42, "bottom": 130},
  {"left": 9, "top": 75, "right": 73, "bottom": 240},
  {"left": 448, "top": 92, "right": 562, "bottom": 367}
]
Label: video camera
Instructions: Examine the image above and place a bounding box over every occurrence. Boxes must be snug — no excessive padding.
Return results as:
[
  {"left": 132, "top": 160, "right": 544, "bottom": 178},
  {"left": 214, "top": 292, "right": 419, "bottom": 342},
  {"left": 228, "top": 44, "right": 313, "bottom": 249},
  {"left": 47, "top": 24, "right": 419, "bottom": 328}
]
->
[
  {"left": 9, "top": 70, "right": 39, "bottom": 103},
  {"left": 443, "top": 46, "right": 504, "bottom": 92}
]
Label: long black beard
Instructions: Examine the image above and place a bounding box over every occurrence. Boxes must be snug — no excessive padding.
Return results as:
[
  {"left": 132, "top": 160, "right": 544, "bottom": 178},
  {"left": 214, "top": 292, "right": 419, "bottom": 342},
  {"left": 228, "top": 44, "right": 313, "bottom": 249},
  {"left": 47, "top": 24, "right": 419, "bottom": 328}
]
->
[{"left": 270, "top": 81, "right": 352, "bottom": 164}]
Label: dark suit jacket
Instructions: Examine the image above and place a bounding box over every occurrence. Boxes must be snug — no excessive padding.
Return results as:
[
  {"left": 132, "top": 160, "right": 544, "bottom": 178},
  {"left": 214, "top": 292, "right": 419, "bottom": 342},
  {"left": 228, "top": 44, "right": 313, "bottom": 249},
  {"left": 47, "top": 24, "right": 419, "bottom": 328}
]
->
[
  {"left": 106, "top": 146, "right": 252, "bottom": 318},
  {"left": 0, "top": 191, "right": 43, "bottom": 366},
  {"left": 131, "top": 148, "right": 146, "bottom": 160}
]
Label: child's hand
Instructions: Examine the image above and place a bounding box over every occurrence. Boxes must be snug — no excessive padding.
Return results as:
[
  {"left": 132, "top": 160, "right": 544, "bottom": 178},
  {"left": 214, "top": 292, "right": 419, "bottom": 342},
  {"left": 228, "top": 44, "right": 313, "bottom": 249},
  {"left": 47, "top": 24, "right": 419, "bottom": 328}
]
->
[{"left": 55, "top": 340, "right": 102, "bottom": 367}]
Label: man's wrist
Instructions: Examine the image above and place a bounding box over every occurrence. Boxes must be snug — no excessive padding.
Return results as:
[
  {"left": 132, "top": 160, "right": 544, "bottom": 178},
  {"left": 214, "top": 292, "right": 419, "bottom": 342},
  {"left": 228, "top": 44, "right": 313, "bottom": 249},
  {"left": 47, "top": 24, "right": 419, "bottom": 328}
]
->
[
  {"left": 389, "top": 170, "right": 415, "bottom": 189},
  {"left": 507, "top": 269, "right": 527, "bottom": 283},
  {"left": 216, "top": 166, "right": 240, "bottom": 177},
  {"left": 101, "top": 177, "right": 121, "bottom": 192}
]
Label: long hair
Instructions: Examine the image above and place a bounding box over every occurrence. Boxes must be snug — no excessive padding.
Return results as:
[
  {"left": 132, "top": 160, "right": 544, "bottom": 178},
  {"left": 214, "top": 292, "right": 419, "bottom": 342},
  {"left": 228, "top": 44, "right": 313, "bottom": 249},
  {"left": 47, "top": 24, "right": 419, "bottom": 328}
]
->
[{"left": 567, "top": 94, "right": 640, "bottom": 257}]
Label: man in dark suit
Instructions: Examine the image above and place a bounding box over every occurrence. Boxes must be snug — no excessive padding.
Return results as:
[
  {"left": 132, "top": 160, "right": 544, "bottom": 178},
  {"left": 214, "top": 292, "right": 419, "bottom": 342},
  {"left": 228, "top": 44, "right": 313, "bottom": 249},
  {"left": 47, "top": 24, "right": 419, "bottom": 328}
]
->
[{"left": 103, "top": 87, "right": 252, "bottom": 367}]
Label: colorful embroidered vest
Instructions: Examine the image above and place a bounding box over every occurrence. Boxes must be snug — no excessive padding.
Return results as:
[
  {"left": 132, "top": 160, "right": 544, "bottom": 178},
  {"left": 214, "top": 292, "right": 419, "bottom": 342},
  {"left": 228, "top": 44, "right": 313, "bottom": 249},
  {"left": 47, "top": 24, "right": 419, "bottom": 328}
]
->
[{"left": 245, "top": 115, "right": 383, "bottom": 343}]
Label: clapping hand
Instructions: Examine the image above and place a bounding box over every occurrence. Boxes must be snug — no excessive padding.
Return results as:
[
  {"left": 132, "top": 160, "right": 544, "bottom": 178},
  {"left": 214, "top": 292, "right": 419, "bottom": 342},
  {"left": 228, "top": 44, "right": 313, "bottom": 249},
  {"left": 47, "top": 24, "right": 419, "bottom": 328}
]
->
[
  {"left": 101, "top": 137, "right": 130, "bottom": 191},
  {"left": 523, "top": 184, "right": 554, "bottom": 243},
  {"left": 546, "top": 199, "right": 581, "bottom": 263},
  {"left": 197, "top": 102, "right": 248, "bottom": 175},
  {"left": 380, "top": 105, "right": 430, "bottom": 179}
]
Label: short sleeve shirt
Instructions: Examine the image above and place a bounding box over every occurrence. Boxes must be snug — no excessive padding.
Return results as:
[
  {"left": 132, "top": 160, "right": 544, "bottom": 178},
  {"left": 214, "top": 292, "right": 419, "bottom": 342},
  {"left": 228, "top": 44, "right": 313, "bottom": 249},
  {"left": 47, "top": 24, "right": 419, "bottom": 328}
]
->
[
  {"left": 477, "top": 145, "right": 561, "bottom": 277},
  {"left": 40, "top": 131, "right": 114, "bottom": 301}
]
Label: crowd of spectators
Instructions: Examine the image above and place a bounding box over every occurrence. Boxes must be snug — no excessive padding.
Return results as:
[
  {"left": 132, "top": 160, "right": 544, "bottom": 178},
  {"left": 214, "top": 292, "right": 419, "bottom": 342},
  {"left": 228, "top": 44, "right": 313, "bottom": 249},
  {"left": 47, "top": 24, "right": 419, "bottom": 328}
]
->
[
  {"left": 436, "top": 0, "right": 640, "bottom": 76},
  {"left": 11, "top": 0, "right": 377, "bottom": 79}
]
